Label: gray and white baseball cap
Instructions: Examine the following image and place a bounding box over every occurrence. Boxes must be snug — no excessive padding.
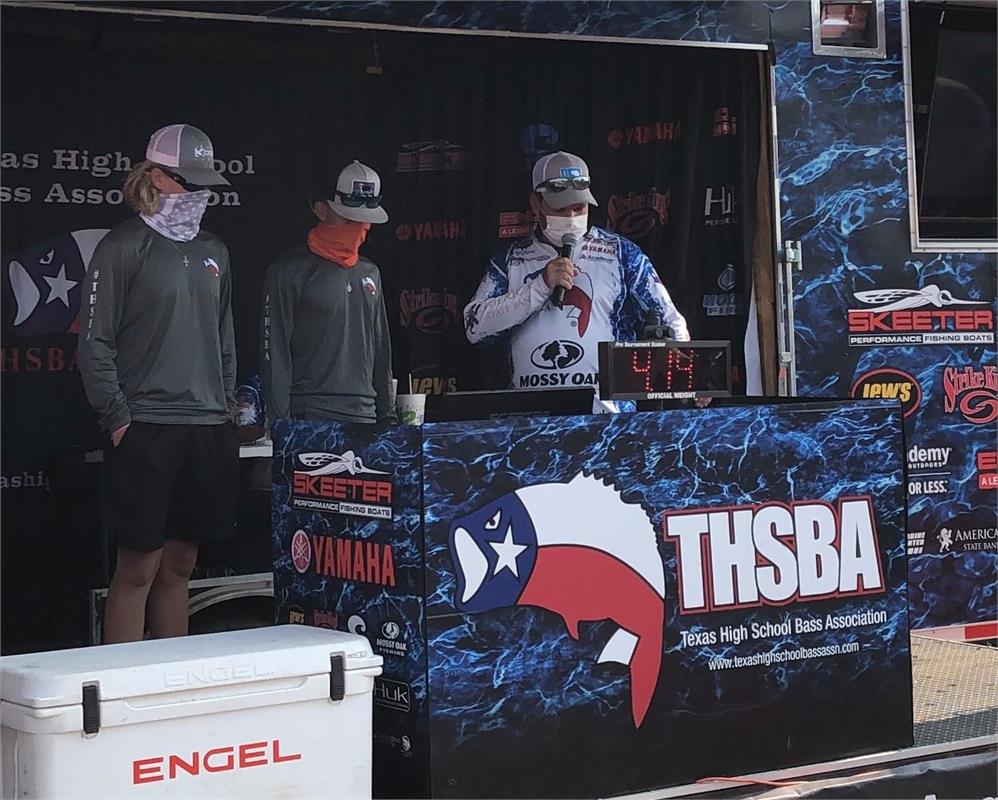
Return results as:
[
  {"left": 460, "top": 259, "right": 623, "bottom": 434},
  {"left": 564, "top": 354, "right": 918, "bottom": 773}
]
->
[
  {"left": 327, "top": 160, "right": 389, "bottom": 224},
  {"left": 531, "top": 151, "right": 598, "bottom": 209},
  {"left": 146, "top": 124, "right": 230, "bottom": 187}
]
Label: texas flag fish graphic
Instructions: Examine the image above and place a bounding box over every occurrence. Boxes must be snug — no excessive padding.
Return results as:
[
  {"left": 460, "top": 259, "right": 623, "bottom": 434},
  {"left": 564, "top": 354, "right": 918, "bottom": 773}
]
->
[{"left": 449, "top": 473, "right": 665, "bottom": 728}]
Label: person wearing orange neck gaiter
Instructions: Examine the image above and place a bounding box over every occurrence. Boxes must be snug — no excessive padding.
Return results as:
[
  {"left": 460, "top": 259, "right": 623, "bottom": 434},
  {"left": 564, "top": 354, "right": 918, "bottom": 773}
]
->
[{"left": 261, "top": 160, "right": 396, "bottom": 426}]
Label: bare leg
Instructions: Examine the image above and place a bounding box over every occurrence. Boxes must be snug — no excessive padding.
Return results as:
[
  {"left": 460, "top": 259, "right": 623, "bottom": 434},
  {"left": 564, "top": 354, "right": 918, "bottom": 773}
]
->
[
  {"left": 103, "top": 548, "right": 162, "bottom": 644},
  {"left": 146, "top": 539, "right": 199, "bottom": 638}
]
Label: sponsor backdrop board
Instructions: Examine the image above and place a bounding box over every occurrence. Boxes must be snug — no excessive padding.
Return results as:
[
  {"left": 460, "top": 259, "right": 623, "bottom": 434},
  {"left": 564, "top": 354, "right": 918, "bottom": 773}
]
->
[
  {"left": 273, "top": 399, "right": 912, "bottom": 798},
  {"left": 271, "top": 419, "right": 429, "bottom": 798}
]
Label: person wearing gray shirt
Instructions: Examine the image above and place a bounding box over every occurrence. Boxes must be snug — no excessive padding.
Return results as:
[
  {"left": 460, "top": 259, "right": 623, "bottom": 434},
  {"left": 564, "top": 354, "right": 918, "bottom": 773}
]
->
[
  {"left": 78, "top": 123, "right": 238, "bottom": 644},
  {"left": 262, "top": 160, "right": 395, "bottom": 426}
]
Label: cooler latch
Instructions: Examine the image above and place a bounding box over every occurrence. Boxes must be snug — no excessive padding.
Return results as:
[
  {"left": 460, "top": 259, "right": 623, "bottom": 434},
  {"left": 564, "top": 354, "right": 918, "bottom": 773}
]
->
[
  {"left": 329, "top": 654, "right": 345, "bottom": 701},
  {"left": 82, "top": 683, "right": 100, "bottom": 735}
]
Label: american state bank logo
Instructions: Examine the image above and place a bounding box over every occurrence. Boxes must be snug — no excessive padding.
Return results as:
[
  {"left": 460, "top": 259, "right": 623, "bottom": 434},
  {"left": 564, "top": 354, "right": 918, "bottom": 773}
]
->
[
  {"left": 5, "top": 229, "right": 109, "bottom": 336},
  {"left": 448, "top": 473, "right": 665, "bottom": 728}
]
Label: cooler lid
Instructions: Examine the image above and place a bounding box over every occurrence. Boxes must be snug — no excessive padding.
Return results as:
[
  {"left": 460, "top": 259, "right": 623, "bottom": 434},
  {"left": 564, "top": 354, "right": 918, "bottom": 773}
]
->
[{"left": 0, "top": 625, "right": 381, "bottom": 709}]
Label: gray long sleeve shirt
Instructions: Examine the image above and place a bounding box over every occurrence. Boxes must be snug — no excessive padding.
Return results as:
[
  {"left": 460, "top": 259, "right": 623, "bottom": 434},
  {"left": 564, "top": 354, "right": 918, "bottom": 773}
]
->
[
  {"left": 261, "top": 246, "right": 394, "bottom": 426},
  {"left": 78, "top": 217, "right": 236, "bottom": 433}
]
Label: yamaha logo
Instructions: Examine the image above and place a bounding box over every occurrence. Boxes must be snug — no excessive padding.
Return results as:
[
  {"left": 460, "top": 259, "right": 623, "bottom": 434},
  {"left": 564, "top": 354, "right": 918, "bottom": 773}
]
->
[
  {"left": 530, "top": 340, "right": 584, "bottom": 370},
  {"left": 291, "top": 530, "right": 311, "bottom": 573}
]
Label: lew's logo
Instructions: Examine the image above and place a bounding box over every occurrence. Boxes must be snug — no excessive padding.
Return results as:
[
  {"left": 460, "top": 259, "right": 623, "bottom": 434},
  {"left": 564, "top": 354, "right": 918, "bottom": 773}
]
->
[
  {"left": 942, "top": 365, "right": 998, "bottom": 425},
  {"left": 400, "top": 289, "right": 459, "bottom": 334},
  {"left": 847, "top": 285, "right": 995, "bottom": 347},
  {"left": 607, "top": 188, "right": 670, "bottom": 239},
  {"left": 304, "top": 533, "right": 397, "bottom": 587},
  {"left": 850, "top": 368, "right": 922, "bottom": 418},
  {"left": 664, "top": 498, "right": 885, "bottom": 613},
  {"left": 292, "top": 451, "right": 393, "bottom": 519},
  {"left": 530, "top": 340, "right": 584, "bottom": 370},
  {"left": 396, "top": 140, "right": 469, "bottom": 172},
  {"left": 607, "top": 120, "right": 681, "bottom": 148}
]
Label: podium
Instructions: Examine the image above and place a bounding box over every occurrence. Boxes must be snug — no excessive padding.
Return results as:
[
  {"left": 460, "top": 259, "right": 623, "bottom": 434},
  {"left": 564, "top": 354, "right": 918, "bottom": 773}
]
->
[{"left": 272, "top": 400, "right": 913, "bottom": 798}]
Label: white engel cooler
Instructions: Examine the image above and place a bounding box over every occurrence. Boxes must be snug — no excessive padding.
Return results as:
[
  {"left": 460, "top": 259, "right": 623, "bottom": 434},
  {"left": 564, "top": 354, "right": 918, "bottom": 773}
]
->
[{"left": 0, "top": 625, "right": 382, "bottom": 799}]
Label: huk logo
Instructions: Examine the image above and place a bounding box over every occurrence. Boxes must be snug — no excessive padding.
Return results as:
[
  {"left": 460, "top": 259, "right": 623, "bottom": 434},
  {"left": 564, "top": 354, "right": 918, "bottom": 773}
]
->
[
  {"left": 5, "top": 228, "right": 108, "bottom": 337},
  {"left": 530, "top": 340, "right": 584, "bottom": 370},
  {"left": 448, "top": 473, "right": 665, "bottom": 728},
  {"left": 395, "top": 139, "right": 470, "bottom": 172},
  {"left": 704, "top": 186, "right": 737, "bottom": 226},
  {"left": 292, "top": 451, "right": 393, "bottom": 519},
  {"left": 847, "top": 285, "right": 994, "bottom": 346},
  {"left": 712, "top": 107, "right": 737, "bottom": 137},
  {"left": 607, "top": 120, "right": 681, "bottom": 149},
  {"left": 942, "top": 365, "right": 998, "bottom": 425},
  {"left": 203, "top": 258, "right": 219, "bottom": 278},
  {"left": 399, "top": 289, "right": 459, "bottom": 334},
  {"left": 395, "top": 220, "right": 466, "bottom": 241},
  {"left": 850, "top": 368, "right": 922, "bottom": 418},
  {"left": 606, "top": 188, "right": 671, "bottom": 239},
  {"left": 664, "top": 497, "right": 885, "bottom": 612},
  {"left": 361, "top": 276, "right": 377, "bottom": 297}
]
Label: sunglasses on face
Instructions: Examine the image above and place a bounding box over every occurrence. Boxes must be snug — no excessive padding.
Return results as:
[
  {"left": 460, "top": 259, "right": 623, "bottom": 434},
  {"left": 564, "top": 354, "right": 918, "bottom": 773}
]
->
[
  {"left": 157, "top": 168, "right": 206, "bottom": 192},
  {"left": 538, "top": 176, "right": 591, "bottom": 192},
  {"left": 336, "top": 190, "right": 382, "bottom": 208}
]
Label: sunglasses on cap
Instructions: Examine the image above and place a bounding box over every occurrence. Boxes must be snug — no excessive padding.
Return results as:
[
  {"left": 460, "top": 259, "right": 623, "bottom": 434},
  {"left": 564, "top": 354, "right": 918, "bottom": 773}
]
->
[
  {"left": 156, "top": 167, "right": 206, "bottom": 192},
  {"left": 336, "top": 190, "right": 382, "bottom": 209},
  {"left": 537, "top": 176, "right": 591, "bottom": 192}
]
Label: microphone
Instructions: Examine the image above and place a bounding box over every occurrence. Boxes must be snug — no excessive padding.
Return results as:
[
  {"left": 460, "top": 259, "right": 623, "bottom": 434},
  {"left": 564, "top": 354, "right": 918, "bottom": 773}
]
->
[{"left": 551, "top": 232, "right": 581, "bottom": 309}]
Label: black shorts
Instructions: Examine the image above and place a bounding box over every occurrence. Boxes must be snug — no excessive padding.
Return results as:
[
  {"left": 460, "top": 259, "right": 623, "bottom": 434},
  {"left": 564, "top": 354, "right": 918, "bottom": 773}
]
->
[{"left": 104, "top": 422, "right": 239, "bottom": 553}]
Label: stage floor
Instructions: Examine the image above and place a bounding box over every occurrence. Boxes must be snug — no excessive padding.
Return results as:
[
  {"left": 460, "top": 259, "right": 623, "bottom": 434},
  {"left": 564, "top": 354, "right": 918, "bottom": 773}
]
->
[{"left": 912, "top": 634, "right": 997, "bottom": 746}]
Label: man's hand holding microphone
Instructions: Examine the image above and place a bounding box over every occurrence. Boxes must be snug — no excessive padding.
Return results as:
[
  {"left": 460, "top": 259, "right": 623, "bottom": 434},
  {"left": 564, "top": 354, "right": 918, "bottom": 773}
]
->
[{"left": 544, "top": 233, "right": 581, "bottom": 308}]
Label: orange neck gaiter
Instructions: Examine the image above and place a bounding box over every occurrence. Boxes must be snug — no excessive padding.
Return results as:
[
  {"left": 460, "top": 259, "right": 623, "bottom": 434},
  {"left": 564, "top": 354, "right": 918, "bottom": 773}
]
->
[{"left": 307, "top": 221, "right": 370, "bottom": 268}]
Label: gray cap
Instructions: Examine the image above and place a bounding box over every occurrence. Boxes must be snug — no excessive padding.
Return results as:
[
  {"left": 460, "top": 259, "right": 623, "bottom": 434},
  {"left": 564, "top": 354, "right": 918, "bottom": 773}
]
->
[
  {"left": 327, "top": 160, "right": 389, "bottom": 224},
  {"left": 531, "top": 151, "right": 598, "bottom": 209},
  {"left": 146, "top": 124, "right": 229, "bottom": 187}
]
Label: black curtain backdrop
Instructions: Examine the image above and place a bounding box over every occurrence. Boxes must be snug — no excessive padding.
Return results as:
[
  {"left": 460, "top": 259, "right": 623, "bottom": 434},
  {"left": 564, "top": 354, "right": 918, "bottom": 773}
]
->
[{"left": 1, "top": 7, "right": 760, "bottom": 649}]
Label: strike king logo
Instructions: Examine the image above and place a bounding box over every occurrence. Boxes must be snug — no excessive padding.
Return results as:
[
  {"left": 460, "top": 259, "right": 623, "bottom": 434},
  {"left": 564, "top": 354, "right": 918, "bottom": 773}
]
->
[
  {"left": 607, "top": 120, "right": 681, "bottom": 148},
  {"left": 663, "top": 497, "right": 885, "bottom": 613},
  {"left": 847, "top": 285, "right": 995, "bottom": 347},
  {"left": 395, "top": 139, "right": 469, "bottom": 172},
  {"left": 399, "top": 289, "right": 459, "bottom": 334},
  {"left": 291, "top": 451, "right": 393, "bottom": 519},
  {"left": 606, "top": 187, "right": 670, "bottom": 239},
  {"left": 448, "top": 473, "right": 665, "bottom": 728},
  {"left": 712, "top": 106, "right": 737, "bottom": 137},
  {"left": 977, "top": 451, "right": 998, "bottom": 490},
  {"left": 942, "top": 365, "right": 998, "bottom": 425},
  {"left": 850, "top": 368, "right": 922, "bottom": 418},
  {"left": 292, "top": 530, "right": 397, "bottom": 587}
]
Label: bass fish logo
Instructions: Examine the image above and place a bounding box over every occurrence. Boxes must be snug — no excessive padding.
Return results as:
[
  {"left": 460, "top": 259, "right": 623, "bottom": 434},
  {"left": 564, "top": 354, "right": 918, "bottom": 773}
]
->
[
  {"left": 449, "top": 473, "right": 665, "bottom": 728},
  {"left": 5, "top": 229, "right": 109, "bottom": 336}
]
